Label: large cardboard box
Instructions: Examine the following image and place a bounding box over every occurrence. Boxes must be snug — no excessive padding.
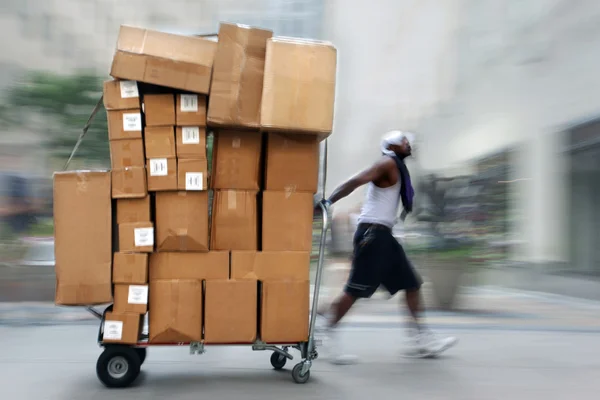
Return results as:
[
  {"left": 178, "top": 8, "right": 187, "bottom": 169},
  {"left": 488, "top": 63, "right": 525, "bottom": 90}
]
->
[
  {"left": 262, "top": 191, "right": 314, "bottom": 251},
  {"left": 261, "top": 37, "right": 337, "bottom": 136},
  {"left": 110, "top": 138, "right": 145, "bottom": 169},
  {"left": 177, "top": 159, "right": 208, "bottom": 191},
  {"left": 116, "top": 196, "right": 151, "bottom": 223},
  {"left": 176, "top": 94, "right": 207, "bottom": 126},
  {"left": 102, "top": 312, "right": 143, "bottom": 344},
  {"left": 144, "top": 94, "right": 175, "bottom": 126},
  {"left": 261, "top": 280, "right": 309, "bottom": 343},
  {"left": 111, "top": 25, "right": 217, "bottom": 94},
  {"left": 112, "top": 167, "right": 147, "bottom": 199},
  {"left": 231, "top": 251, "right": 310, "bottom": 280},
  {"left": 212, "top": 130, "right": 262, "bottom": 190},
  {"left": 113, "top": 252, "right": 148, "bottom": 284},
  {"left": 118, "top": 222, "right": 154, "bottom": 253},
  {"left": 54, "top": 171, "right": 112, "bottom": 305},
  {"left": 211, "top": 190, "right": 258, "bottom": 251},
  {"left": 208, "top": 23, "right": 273, "bottom": 128},
  {"left": 113, "top": 284, "right": 149, "bottom": 314},
  {"left": 155, "top": 191, "right": 209, "bottom": 251},
  {"left": 175, "top": 127, "right": 207, "bottom": 159},
  {"left": 103, "top": 80, "right": 140, "bottom": 110},
  {"left": 146, "top": 158, "right": 177, "bottom": 191},
  {"left": 149, "top": 280, "right": 203, "bottom": 343},
  {"left": 149, "top": 252, "right": 229, "bottom": 281},
  {"left": 204, "top": 280, "right": 258, "bottom": 344},
  {"left": 265, "top": 133, "right": 319, "bottom": 193},
  {"left": 107, "top": 109, "right": 143, "bottom": 140},
  {"left": 145, "top": 126, "right": 176, "bottom": 158}
]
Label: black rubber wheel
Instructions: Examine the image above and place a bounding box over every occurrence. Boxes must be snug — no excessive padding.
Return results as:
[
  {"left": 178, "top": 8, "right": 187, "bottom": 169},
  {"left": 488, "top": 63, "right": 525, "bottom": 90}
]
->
[
  {"left": 270, "top": 352, "right": 287, "bottom": 370},
  {"left": 292, "top": 363, "right": 310, "bottom": 384},
  {"left": 135, "top": 348, "right": 147, "bottom": 365},
  {"left": 96, "top": 346, "right": 141, "bottom": 388}
]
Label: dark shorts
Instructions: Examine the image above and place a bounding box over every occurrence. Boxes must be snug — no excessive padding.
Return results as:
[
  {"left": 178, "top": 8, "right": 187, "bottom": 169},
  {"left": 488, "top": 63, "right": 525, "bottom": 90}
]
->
[{"left": 345, "top": 223, "right": 423, "bottom": 298}]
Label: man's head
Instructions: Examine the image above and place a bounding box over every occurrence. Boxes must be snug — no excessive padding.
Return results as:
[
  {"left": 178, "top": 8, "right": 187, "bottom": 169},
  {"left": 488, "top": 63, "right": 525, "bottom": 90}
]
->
[{"left": 381, "top": 131, "right": 414, "bottom": 159}]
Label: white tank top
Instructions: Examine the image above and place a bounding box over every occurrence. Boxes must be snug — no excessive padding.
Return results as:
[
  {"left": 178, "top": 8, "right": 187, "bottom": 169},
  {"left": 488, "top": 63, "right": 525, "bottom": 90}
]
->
[{"left": 357, "top": 181, "right": 401, "bottom": 228}]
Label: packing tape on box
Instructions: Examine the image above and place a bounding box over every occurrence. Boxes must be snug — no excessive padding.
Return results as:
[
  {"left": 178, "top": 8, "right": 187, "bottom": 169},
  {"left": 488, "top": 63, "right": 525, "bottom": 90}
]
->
[{"left": 228, "top": 190, "right": 237, "bottom": 210}]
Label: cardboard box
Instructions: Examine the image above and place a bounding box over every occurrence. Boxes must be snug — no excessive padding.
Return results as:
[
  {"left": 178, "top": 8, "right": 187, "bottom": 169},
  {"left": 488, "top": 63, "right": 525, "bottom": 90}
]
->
[
  {"left": 177, "top": 159, "right": 208, "bottom": 191},
  {"left": 107, "top": 109, "right": 143, "bottom": 140},
  {"left": 176, "top": 94, "right": 207, "bottom": 126},
  {"left": 212, "top": 130, "right": 262, "bottom": 190},
  {"left": 149, "top": 252, "right": 229, "bottom": 281},
  {"left": 176, "top": 126, "right": 207, "bottom": 159},
  {"left": 211, "top": 190, "right": 258, "bottom": 251},
  {"left": 231, "top": 251, "right": 310, "bottom": 280},
  {"left": 145, "top": 126, "right": 176, "bottom": 158},
  {"left": 113, "top": 284, "right": 149, "bottom": 314},
  {"left": 146, "top": 158, "right": 177, "bottom": 191},
  {"left": 204, "top": 280, "right": 258, "bottom": 343},
  {"left": 54, "top": 171, "right": 112, "bottom": 305},
  {"left": 262, "top": 191, "right": 314, "bottom": 251},
  {"left": 118, "top": 222, "right": 154, "bottom": 253},
  {"left": 112, "top": 167, "right": 147, "bottom": 199},
  {"left": 149, "top": 279, "right": 203, "bottom": 343},
  {"left": 113, "top": 252, "right": 148, "bottom": 284},
  {"left": 261, "top": 37, "right": 336, "bottom": 136},
  {"left": 102, "top": 312, "right": 143, "bottom": 344},
  {"left": 261, "top": 280, "right": 309, "bottom": 343},
  {"left": 116, "top": 196, "right": 151, "bottom": 223},
  {"left": 111, "top": 25, "right": 217, "bottom": 94},
  {"left": 103, "top": 80, "right": 141, "bottom": 110},
  {"left": 265, "top": 133, "right": 319, "bottom": 193},
  {"left": 110, "top": 138, "right": 145, "bottom": 169},
  {"left": 144, "top": 94, "right": 175, "bottom": 126},
  {"left": 208, "top": 23, "right": 273, "bottom": 128},
  {"left": 155, "top": 191, "right": 209, "bottom": 251}
]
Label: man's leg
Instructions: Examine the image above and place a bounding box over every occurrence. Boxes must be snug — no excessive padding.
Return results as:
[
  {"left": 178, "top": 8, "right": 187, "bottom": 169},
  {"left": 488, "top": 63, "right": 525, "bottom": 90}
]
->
[
  {"left": 327, "top": 292, "right": 357, "bottom": 328},
  {"left": 405, "top": 288, "right": 424, "bottom": 330}
]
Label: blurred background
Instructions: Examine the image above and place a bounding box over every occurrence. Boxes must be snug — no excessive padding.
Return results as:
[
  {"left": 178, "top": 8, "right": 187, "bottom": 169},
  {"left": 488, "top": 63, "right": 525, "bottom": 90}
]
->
[{"left": 1, "top": 0, "right": 599, "bottom": 305}]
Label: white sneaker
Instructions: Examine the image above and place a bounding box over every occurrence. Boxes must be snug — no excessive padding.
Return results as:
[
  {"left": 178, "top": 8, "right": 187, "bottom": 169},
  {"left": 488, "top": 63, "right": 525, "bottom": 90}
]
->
[
  {"left": 405, "top": 330, "right": 458, "bottom": 358},
  {"left": 324, "top": 328, "right": 359, "bottom": 365}
]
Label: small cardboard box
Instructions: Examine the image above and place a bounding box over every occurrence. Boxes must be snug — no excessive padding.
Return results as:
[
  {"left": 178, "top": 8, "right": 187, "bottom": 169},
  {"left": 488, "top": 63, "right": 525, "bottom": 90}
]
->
[
  {"left": 102, "top": 312, "right": 143, "bottom": 344},
  {"left": 177, "top": 159, "right": 208, "bottom": 191},
  {"left": 107, "top": 109, "right": 143, "bottom": 140},
  {"left": 211, "top": 130, "right": 262, "bottom": 190},
  {"left": 262, "top": 191, "right": 314, "bottom": 251},
  {"left": 144, "top": 94, "right": 175, "bottom": 126},
  {"left": 155, "top": 191, "right": 209, "bottom": 251},
  {"left": 113, "top": 252, "right": 148, "bottom": 284},
  {"left": 176, "top": 94, "right": 207, "bottom": 126},
  {"left": 110, "top": 138, "right": 145, "bottom": 169},
  {"left": 111, "top": 167, "right": 147, "bottom": 199},
  {"left": 149, "top": 252, "right": 229, "bottom": 281},
  {"left": 145, "top": 126, "right": 176, "bottom": 158},
  {"left": 146, "top": 158, "right": 177, "bottom": 191},
  {"left": 149, "top": 279, "right": 203, "bottom": 343},
  {"left": 265, "top": 133, "right": 319, "bottom": 193},
  {"left": 113, "top": 284, "right": 149, "bottom": 314},
  {"left": 54, "top": 171, "right": 112, "bottom": 305},
  {"left": 118, "top": 222, "right": 154, "bottom": 253},
  {"left": 103, "top": 80, "right": 140, "bottom": 110},
  {"left": 211, "top": 190, "right": 258, "bottom": 251},
  {"left": 204, "top": 280, "right": 258, "bottom": 344},
  {"left": 231, "top": 251, "right": 310, "bottom": 281},
  {"left": 116, "top": 196, "right": 151, "bottom": 224},
  {"left": 175, "top": 126, "right": 207, "bottom": 159},
  {"left": 260, "top": 280, "right": 309, "bottom": 343}
]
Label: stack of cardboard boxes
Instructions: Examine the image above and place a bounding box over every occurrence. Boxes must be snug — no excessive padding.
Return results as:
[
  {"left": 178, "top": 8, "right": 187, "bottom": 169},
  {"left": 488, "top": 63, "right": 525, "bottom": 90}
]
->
[{"left": 53, "top": 22, "right": 337, "bottom": 346}]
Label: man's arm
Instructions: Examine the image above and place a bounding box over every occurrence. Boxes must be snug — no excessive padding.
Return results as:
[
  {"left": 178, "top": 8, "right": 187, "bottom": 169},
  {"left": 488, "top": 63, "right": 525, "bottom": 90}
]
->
[{"left": 327, "top": 158, "right": 393, "bottom": 205}]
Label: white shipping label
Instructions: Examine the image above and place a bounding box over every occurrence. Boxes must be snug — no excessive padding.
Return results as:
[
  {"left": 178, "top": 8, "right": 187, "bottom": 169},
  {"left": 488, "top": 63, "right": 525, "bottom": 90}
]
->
[
  {"left": 149, "top": 158, "right": 168, "bottom": 176},
  {"left": 103, "top": 320, "right": 123, "bottom": 341},
  {"left": 232, "top": 137, "right": 241, "bottom": 148},
  {"left": 122, "top": 113, "right": 142, "bottom": 131},
  {"left": 182, "top": 127, "right": 200, "bottom": 144},
  {"left": 134, "top": 227, "right": 154, "bottom": 247},
  {"left": 119, "top": 80, "right": 139, "bottom": 98},
  {"left": 180, "top": 94, "right": 199, "bottom": 112},
  {"left": 128, "top": 285, "right": 149, "bottom": 305},
  {"left": 186, "top": 173, "right": 204, "bottom": 191}
]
